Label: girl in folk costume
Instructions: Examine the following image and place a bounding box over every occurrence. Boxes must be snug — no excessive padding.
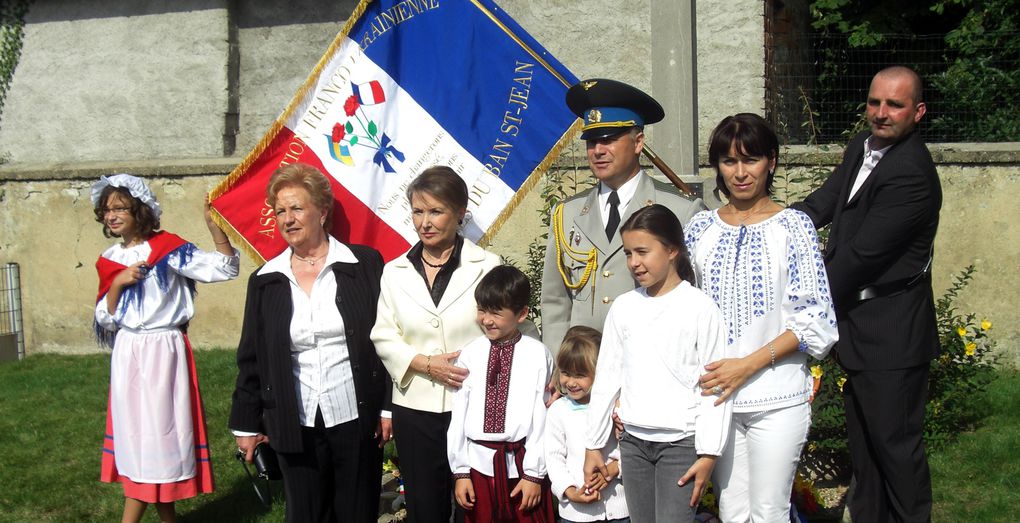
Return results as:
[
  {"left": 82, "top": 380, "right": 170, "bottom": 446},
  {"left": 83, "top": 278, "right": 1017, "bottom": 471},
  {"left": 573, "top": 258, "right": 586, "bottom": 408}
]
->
[
  {"left": 582, "top": 204, "right": 731, "bottom": 523},
  {"left": 447, "top": 265, "right": 556, "bottom": 523},
  {"left": 92, "top": 174, "right": 239, "bottom": 523}
]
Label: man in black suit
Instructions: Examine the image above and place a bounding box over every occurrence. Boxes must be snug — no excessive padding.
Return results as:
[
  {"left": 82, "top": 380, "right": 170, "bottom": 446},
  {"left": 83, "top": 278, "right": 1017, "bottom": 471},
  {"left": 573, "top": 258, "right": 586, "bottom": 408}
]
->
[{"left": 794, "top": 66, "right": 941, "bottom": 522}]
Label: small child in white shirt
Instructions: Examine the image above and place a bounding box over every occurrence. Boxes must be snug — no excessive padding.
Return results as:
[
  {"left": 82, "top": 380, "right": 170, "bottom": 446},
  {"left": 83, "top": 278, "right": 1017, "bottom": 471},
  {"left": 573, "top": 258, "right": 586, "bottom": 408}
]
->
[
  {"left": 546, "top": 326, "right": 629, "bottom": 523},
  {"left": 447, "top": 265, "right": 555, "bottom": 522}
]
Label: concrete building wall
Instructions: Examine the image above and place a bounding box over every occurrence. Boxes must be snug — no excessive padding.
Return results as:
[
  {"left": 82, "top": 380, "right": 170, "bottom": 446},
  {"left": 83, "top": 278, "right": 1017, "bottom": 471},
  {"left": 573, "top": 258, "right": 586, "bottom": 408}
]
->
[
  {"left": 1, "top": 1, "right": 1017, "bottom": 361},
  {"left": 0, "top": 1, "right": 231, "bottom": 162},
  {"left": 234, "top": 1, "right": 356, "bottom": 153},
  {"left": 697, "top": 0, "right": 767, "bottom": 143}
]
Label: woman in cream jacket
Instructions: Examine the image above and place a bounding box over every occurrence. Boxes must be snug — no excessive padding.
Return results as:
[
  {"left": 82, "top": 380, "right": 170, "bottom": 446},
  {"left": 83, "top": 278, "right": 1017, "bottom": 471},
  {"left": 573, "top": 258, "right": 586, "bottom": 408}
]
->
[{"left": 372, "top": 166, "right": 500, "bottom": 523}]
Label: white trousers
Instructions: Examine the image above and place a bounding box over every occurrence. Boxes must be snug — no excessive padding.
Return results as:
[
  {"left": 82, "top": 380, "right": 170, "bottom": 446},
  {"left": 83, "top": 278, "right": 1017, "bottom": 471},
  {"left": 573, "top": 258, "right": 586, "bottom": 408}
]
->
[{"left": 713, "top": 402, "right": 811, "bottom": 523}]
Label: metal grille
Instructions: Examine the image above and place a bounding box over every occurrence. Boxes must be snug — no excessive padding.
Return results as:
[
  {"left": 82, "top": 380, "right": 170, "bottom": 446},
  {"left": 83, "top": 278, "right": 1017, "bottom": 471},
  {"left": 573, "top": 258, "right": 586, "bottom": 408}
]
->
[
  {"left": 0, "top": 263, "right": 24, "bottom": 361},
  {"left": 766, "top": 32, "right": 1020, "bottom": 144}
]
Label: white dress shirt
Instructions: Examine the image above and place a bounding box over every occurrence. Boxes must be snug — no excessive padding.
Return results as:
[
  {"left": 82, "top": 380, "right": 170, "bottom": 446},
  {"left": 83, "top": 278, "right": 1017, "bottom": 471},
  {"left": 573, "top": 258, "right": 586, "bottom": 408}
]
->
[
  {"left": 597, "top": 170, "right": 642, "bottom": 228},
  {"left": 95, "top": 241, "right": 240, "bottom": 332},
  {"left": 257, "top": 236, "right": 360, "bottom": 429},
  {"left": 848, "top": 137, "right": 893, "bottom": 201}
]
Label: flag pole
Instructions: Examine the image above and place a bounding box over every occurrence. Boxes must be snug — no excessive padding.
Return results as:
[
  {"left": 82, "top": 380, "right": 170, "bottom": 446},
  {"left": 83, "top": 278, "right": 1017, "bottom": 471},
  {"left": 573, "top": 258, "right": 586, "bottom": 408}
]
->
[{"left": 642, "top": 144, "right": 694, "bottom": 196}]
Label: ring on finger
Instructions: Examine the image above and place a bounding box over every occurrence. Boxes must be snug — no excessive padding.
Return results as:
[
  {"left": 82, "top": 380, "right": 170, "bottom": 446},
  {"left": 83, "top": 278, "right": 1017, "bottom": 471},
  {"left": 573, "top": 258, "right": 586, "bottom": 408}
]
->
[{"left": 712, "top": 385, "right": 724, "bottom": 395}]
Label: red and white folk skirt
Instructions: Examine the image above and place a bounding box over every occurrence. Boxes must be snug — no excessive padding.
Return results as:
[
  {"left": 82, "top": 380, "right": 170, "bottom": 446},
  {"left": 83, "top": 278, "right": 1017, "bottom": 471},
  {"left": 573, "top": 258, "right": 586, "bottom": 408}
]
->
[{"left": 100, "top": 329, "right": 214, "bottom": 503}]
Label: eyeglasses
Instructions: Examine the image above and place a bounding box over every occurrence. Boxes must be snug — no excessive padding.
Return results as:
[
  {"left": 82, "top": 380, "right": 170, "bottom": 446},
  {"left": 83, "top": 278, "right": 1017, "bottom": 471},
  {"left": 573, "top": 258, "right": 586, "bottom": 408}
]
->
[{"left": 102, "top": 207, "right": 131, "bottom": 216}]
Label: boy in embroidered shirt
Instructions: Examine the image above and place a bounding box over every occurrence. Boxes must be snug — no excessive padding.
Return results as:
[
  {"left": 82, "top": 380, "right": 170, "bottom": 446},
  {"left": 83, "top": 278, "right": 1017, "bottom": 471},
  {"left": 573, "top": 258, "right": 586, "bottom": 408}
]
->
[{"left": 448, "top": 265, "right": 555, "bottom": 522}]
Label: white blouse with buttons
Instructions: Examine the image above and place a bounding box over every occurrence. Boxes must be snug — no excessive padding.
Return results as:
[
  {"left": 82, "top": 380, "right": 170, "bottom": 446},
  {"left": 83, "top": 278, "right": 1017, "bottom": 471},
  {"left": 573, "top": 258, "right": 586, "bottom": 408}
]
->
[{"left": 256, "top": 236, "right": 360, "bottom": 428}]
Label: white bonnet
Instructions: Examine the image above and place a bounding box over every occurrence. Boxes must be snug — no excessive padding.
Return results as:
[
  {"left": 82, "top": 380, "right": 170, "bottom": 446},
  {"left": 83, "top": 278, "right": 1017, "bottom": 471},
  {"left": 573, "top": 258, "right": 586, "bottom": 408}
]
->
[{"left": 90, "top": 174, "right": 162, "bottom": 220}]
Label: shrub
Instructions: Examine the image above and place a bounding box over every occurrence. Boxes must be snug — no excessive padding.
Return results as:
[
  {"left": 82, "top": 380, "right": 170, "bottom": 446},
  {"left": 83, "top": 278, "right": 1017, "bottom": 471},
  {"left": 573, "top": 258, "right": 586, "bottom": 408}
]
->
[{"left": 805, "top": 264, "right": 999, "bottom": 471}]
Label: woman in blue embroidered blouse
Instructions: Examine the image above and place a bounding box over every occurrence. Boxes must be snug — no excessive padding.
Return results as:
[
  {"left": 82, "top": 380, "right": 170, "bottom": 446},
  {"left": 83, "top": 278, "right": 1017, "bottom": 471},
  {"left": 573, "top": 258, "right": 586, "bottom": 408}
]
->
[{"left": 686, "top": 113, "right": 839, "bottom": 522}]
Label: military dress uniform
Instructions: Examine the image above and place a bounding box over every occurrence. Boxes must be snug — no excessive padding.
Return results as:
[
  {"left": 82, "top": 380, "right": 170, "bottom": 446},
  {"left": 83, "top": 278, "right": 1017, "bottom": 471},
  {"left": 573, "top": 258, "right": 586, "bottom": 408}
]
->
[
  {"left": 541, "top": 173, "right": 704, "bottom": 350},
  {"left": 539, "top": 78, "right": 706, "bottom": 350},
  {"left": 539, "top": 77, "right": 706, "bottom": 350}
]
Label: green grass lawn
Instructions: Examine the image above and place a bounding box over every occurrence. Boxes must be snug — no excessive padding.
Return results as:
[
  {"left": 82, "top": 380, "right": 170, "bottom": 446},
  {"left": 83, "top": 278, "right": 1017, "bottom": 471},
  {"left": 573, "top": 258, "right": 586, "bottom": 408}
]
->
[
  {"left": 930, "top": 367, "right": 1020, "bottom": 521},
  {"left": 0, "top": 350, "right": 286, "bottom": 522},
  {"left": 0, "top": 351, "right": 1016, "bottom": 521}
]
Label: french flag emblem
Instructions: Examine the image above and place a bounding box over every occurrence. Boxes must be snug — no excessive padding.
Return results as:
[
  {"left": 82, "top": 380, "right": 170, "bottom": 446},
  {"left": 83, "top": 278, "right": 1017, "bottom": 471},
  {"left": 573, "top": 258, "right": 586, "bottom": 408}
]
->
[{"left": 352, "top": 80, "right": 386, "bottom": 105}]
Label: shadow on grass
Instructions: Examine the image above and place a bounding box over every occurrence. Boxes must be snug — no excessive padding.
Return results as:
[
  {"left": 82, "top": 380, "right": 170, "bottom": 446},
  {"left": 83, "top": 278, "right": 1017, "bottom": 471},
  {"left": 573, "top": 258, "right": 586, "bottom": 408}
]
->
[{"left": 179, "top": 476, "right": 285, "bottom": 522}]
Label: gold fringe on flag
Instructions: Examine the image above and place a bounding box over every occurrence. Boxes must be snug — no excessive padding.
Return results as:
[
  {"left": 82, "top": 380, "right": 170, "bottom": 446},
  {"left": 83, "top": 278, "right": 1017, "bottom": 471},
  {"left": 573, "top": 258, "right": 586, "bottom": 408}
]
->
[
  {"left": 208, "top": 205, "right": 266, "bottom": 264},
  {"left": 478, "top": 118, "right": 581, "bottom": 247},
  {"left": 207, "top": 0, "right": 376, "bottom": 263}
]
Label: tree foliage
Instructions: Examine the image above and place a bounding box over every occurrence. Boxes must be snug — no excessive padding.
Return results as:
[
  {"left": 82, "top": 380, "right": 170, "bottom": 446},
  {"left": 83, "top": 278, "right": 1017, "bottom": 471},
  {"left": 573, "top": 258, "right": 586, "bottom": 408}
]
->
[
  {"left": 808, "top": 0, "right": 1020, "bottom": 142},
  {"left": 930, "top": 0, "right": 1020, "bottom": 140}
]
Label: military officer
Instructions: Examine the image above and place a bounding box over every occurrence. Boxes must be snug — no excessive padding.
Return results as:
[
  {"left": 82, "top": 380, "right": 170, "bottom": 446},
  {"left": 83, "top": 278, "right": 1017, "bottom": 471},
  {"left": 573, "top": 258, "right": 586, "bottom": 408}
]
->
[{"left": 540, "top": 78, "right": 706, "bottom": 351}]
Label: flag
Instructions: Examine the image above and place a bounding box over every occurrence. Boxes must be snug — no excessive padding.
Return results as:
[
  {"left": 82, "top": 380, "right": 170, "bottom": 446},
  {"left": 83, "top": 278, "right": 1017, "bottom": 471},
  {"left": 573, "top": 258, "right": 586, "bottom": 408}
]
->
[
  {"left": 353, "top": 80, "right": 386, "bottom": 105},
  {"left": 209, "top": 0, "right": 580, "bottom": 263}
]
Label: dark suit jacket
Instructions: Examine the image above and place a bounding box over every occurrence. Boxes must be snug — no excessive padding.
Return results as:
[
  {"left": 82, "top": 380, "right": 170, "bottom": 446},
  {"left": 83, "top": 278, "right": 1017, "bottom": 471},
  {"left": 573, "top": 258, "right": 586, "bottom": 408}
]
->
[
  {"left": 229, "top": 244, "right": 389, "bottom": 453},
  {"left": 793, "top": 131, "right": 941, "bottom": 371}
]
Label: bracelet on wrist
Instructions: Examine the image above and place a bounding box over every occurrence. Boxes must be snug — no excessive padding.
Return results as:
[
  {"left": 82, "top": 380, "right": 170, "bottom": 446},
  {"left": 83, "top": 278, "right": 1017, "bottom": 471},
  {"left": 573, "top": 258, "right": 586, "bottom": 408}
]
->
[
  {"left": 768, "top": 341, "right": 776, "bottom": 368},
  {"left": 425, "top": 355, "right": 433, "bottom": 379}
]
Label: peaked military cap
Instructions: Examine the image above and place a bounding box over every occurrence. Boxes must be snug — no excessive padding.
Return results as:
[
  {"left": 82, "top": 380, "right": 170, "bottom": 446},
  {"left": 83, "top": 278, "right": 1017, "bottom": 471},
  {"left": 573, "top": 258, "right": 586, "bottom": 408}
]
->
[{"left": 566, "top": 78, "right": 665, "bottom": 140}]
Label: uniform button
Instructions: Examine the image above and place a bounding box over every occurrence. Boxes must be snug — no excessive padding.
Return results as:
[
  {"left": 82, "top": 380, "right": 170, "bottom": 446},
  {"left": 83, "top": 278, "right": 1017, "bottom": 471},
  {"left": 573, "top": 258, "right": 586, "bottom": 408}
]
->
[
  {"left": 603, "top": 270, "right": 611, "bottom": 278},
  {"left": 430, "top": 318, "right": 440, "bottom": 328},
  {"left": 602, "top": 296, "right": 610, "bottom": 304}
]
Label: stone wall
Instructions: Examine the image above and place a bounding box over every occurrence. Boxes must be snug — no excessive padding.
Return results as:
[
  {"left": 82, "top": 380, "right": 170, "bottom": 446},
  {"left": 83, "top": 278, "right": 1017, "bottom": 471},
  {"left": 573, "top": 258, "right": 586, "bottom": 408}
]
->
[
  {"left": 0, "top": 1, "right": 232, "bottom": 162},
  {"left": 1, "top": 1, "right": 1017, "bottom": 361}
]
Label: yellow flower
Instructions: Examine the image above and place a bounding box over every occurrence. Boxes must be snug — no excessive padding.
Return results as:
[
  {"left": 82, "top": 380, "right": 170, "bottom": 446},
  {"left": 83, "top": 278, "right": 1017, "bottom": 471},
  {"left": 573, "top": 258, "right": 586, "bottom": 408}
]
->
[
  {"left": 965, "top": 342, "right": 977, "bottom": 356},
  {"left": 981, "top": 319, "right": 992, "bottom": 331},
  {"left": 837, "top": 376, "right": 847, "bottom": 392},
  {"left": 957, "top": 326, "right": 967, "bottom": 337},
  {"left": 810, "top": 365, "right": 824, "bottom": 379}
]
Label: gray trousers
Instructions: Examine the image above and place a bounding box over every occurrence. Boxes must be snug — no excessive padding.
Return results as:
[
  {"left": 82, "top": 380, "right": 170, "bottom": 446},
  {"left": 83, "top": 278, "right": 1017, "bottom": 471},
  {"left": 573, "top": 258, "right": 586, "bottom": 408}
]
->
[{"left": 618, "top": 432, "right": 697, "bottom": 523}]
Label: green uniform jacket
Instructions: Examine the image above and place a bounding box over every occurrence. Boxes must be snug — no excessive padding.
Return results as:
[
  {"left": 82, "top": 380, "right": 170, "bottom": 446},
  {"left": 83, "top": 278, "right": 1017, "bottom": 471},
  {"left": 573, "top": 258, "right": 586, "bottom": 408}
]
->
[{"left": 540, "top": 171, "right": 706, "bottom": 351}]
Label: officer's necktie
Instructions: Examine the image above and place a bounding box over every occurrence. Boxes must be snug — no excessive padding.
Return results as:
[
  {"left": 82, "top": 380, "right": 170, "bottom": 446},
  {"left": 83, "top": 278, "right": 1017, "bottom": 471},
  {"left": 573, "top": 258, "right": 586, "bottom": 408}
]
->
[{"left": 605, "top": 190, "right": 621, "bottom": 241}]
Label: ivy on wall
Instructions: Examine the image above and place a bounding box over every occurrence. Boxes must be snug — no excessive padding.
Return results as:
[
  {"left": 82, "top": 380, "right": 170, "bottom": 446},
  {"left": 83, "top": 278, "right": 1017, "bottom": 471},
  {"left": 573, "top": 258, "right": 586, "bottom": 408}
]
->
[{"left": 1, "top": 0, "right": 31, "bottom": 139}]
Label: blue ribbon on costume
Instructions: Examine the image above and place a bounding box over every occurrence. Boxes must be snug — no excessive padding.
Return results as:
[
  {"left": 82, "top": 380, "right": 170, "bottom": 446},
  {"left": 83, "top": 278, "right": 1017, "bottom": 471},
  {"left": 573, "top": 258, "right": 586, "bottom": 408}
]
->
[
  {"left": 372, "top": 133, "right": 405, "bottom": 173},
  {"left": 94, "top": 242, "right": 199, "bottom": 349}
]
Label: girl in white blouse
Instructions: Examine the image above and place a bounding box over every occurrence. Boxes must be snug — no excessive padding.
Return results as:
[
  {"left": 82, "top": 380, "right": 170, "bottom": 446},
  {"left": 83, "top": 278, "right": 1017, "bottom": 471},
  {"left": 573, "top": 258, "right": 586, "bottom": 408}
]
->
[
  {"left": 92, "top": 174, "right": 238, "bottom": 523},
  {"left": 583, "top": 204, "right": 731, "bottom": 523},
  {"left": 688, "top": 113, "right": 838, "bottom": 522},
  {"left": 545, "top": 326, "right": 629, "bottom": 523}
]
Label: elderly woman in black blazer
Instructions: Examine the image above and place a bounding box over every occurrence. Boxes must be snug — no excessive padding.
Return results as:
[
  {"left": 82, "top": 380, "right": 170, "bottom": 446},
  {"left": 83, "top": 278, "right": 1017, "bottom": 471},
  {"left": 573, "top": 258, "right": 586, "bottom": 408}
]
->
[{"left": 229, "top": 163, "right": 389, "bottom": 523}]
